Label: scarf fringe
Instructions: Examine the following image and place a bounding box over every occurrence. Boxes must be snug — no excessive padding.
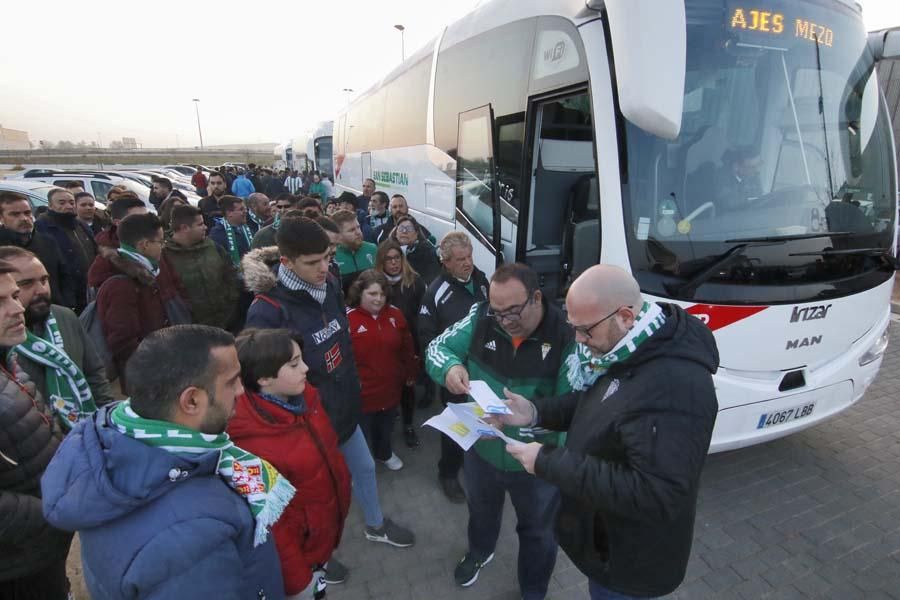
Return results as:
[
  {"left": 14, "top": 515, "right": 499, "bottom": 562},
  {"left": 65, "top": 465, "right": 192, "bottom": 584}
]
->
[{"left": 253, "top": 474, "right": 296, "bottom": 547}]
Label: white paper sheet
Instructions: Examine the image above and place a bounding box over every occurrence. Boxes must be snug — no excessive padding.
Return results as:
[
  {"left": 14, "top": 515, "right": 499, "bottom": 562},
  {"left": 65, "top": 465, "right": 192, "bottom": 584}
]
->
[
  {"left": 423, "top": 403, "right": 524, "bottom": 450},
  {"left": 468, "top": 380, "right": 513, "bottom": 415}
]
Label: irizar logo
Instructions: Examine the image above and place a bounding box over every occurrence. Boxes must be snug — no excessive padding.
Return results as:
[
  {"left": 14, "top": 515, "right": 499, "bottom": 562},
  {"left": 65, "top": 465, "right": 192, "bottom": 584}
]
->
[
  {"left": 786, "top": 335, "right": 822, "bottom": 350},
  {"left": 484, "top": 340, "right": 497, "bottom": 351},
  {"left": 790, "top": 304, "right": 832, "bottom": 323}
]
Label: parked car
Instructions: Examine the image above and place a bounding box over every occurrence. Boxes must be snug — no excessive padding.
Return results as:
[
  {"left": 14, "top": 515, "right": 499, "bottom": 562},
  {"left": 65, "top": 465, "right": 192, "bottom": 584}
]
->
[
  {"left": 19, "top": 172, "right": 155, "bottom": 213},
  {"left": 0, "top": 179, "right": 106, "bottom": 211}
]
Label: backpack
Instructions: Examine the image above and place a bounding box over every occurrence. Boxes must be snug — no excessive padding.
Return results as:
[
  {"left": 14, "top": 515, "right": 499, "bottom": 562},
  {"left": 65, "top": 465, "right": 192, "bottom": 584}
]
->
[{"left": 79, "top": 275, "right": 130, "bottom": 381}]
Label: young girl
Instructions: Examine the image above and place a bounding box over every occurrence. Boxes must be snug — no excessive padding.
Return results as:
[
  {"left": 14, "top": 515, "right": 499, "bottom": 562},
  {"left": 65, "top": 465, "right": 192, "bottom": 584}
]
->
[
  {"left": 228, "top": 328, "right": 351, "bottom": 600},
  {"left": 347, "top": 270, "right": 417, "bottom": 470},
  {"left": 375, "top": 240, "right": 426, "bottom": 448}
]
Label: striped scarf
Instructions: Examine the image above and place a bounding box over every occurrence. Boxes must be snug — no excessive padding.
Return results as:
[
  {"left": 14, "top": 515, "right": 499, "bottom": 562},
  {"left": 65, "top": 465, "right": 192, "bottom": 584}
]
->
[
  {"left": 278, "top": 264, "right": 327, "bottom": 304},
  {"left": 109, "top": 400, "right": 295, "bottom": 546},
  {"left": 225, "top": 223, "right": 253, "bottom": 267},
  {"left": 118, "top": 244, "right": 158, "bottom": 277},
  {"left": 12, "top": 313, "right": 96, "bottom": 429},
  {"left": 566, "top": 301, "right": 666, "bottom": 391}
]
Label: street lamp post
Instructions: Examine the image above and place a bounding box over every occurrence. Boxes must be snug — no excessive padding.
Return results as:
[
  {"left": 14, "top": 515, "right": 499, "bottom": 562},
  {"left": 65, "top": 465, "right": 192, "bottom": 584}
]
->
[
  {"left": 394, "top": 24, "right": 405, "bottom": 62},
  {"left": 192, "top": 98, "right": 204, "bottom": 150}
]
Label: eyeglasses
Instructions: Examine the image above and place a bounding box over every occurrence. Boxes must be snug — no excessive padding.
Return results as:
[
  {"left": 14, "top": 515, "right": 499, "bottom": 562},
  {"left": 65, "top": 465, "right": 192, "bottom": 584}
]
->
[
  {"left": 396, "top": 225, "right": 416, "bottom": 233},
  {"left": 485, "top": 298, "right": 533, "bottom": 323},
  {"left": 569, "top": 306, "right": 632, "bottom": 340},
  {"left": 384, "top": 254, "right": 402, "bottom": 263}
]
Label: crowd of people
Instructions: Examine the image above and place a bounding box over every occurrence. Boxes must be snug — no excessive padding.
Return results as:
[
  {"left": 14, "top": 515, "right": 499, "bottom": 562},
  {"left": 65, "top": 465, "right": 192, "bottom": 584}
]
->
[{"left": 0, "top": 167, "right": 720, "bottom": 600}]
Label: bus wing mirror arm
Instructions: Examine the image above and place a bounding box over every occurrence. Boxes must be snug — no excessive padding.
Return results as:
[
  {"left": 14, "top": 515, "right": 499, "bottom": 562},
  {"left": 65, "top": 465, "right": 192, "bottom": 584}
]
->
[{"left": 869, "top": 28, "right": 900, "bottom": 62}]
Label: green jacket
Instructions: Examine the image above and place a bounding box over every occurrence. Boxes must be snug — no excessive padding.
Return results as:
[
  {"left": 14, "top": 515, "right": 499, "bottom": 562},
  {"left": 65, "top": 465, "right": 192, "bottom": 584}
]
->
[
  {"left": 426, "top": 300, "right": 575, "bottom": 472},
  {"left": 18, "top": 305, "right": 116, "bottom": 407},
  {"left": 334, "top": 241, "right": 377, "bottom": 292},
  {"left": 163, "top": 238, "right": 240, "bottom": 330}
]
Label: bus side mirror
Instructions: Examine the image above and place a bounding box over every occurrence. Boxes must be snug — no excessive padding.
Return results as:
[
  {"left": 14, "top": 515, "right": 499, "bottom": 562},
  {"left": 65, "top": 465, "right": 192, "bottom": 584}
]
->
[
  {"left": 869, "top": 28, "right": 900, "bottom": 61},
  {"left": 603, "top": 0, "right": 686, "bottom": 140}
]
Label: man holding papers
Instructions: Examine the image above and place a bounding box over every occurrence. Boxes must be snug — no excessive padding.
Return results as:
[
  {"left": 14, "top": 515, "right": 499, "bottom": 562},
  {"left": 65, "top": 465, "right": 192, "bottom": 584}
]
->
[{"left": 425, "top": 263, "right": 575, "bottom": 599}]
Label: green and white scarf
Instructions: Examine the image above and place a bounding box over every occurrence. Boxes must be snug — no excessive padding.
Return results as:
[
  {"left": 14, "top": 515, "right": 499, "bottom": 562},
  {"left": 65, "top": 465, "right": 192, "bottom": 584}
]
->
[
  {"left": 110, "top": 400, "right": 295, "bottom": 546},
  {"left": 566, "top": 301, "right": 667, "bottom": 391},
  {"left": 118, "top": 243, "right": 159, "bottom": 277},
  {"left": 225, "top": 223, "right": 253, "bottom": 266},
  {"left": 12, "top": 313, "right": 96, "bottom": 429}
]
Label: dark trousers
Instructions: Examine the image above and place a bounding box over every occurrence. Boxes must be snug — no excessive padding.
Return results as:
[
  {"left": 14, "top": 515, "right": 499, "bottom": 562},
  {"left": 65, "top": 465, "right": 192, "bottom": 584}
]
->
[
  {"left": 438, "top": 389, "right": 465, "bottom": 478},
  {"left": 360, "top": 407, "right": 397, "bottom": 462},
  {"left": 464, "top": 451, "right": 560, "bottom": 600},
  {"left": 589, "top": 580, "right": 655, "bottom": 600},
  {"left": 0, "top": 559, "right": 69, "bottom": 600},
  {"left": 400, "top": 384, "right": 415, "bottom": 427}
]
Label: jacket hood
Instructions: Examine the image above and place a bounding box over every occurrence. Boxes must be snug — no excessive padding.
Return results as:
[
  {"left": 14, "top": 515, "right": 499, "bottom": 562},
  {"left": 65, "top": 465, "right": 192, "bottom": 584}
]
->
[
  {"left": 242, "top": 246, "right": 280, "bottom": 294},
  {"left": 164, "top": 237, "right": 216, "bottom": 255},
  {"left": 623, "top": 303, "right": 719, "bottom": 374},
  {"left": 227, "top": 392, "right": 307, "bottom": 440},
  {"left": 42, "top": 404, "right": 221, "bottom": 531},
  {"left": 88, "top": 252, "right": 155, "bottom": 288}
]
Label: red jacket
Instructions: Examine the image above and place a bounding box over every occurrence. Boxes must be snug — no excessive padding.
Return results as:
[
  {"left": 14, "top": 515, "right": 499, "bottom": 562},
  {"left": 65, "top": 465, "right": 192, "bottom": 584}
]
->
[
  {"left": 227, "top": 387, "right": 351, "bottom": 595},
  {"left": 87, "top": 252, "right": 185, "bottom": 385},
  {"left": 348, "top": 305, "right": 416, "bottom": 413}
]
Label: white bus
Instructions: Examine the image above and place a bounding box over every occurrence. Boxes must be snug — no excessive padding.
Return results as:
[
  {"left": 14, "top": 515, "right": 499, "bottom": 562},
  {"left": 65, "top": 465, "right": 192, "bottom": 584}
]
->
[
  {"left": 333, "top": 0, "right": 900, "bottom": 452},
  {"left": 273, "top": 144, "right": 286, "bottom": 170}
]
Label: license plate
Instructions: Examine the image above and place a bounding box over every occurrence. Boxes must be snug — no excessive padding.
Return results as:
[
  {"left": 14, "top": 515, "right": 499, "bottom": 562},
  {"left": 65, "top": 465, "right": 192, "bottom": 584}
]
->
[{"left": 756, "top": 402, "right": 816, "bottom": 429}]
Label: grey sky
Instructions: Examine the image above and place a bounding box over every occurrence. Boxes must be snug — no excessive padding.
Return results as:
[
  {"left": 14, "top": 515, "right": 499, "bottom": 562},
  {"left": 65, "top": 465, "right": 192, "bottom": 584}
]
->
[{"left": 0, "top": 0, "right": 895, "bottom": 148}]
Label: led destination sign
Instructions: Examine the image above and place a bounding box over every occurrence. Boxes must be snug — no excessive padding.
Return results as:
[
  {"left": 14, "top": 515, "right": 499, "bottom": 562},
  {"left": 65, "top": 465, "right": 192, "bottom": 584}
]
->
[{"left": 729, "top": 7, "right": 834, "bottom": 47}]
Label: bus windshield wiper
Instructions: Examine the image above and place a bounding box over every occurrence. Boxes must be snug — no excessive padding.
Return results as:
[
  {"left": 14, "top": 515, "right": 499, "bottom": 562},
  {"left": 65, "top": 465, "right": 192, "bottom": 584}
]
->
[
  {"left": 789, "top": 247, "right": 900, "bottom": 269},
  {"left": 668, "top": 232, "right": 855, "bottom": 299},
  {"left": 724, "top": 232, "right": 851, "bottom": 244}
]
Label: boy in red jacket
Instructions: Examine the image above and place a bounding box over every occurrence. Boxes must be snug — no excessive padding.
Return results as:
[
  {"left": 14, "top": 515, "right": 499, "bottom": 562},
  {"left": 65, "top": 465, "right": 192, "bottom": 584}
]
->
[
  {"left": 347, "top": 270, "right": 417, "bottom": 471},
  {"left": 228, "top": 328, "right": 351, "bottom": 599}
]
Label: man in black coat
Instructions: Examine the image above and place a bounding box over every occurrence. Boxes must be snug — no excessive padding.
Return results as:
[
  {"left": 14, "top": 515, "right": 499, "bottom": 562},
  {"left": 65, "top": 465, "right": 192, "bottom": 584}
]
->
[
  {"left": 418, "top": 231, "right": 489, "bottom": 503},
  {"left": 0, "top": 261, "right": 73, "bottom": 599},
  {"left": 500, "top": 265, "right": 719, "bottom": 599},
  {"left": 0, "top": 192, "right": 72, "bottom": 310}
]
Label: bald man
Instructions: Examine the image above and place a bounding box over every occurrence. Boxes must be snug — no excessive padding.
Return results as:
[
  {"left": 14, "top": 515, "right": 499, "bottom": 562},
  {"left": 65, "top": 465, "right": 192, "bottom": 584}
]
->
[
  {"left": 245, "top": 193, "right": 272, "bottom": 236},
  {"left": 497, "top": 265, "right": 719, "bottom": 599}
]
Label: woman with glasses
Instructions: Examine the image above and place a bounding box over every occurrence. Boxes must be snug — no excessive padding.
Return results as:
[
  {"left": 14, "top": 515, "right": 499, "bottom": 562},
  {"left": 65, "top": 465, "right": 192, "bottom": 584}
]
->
[
  {"left": 375, "top": 240, "right": 427, "bottom": 448},
  {"left": 389, "top": 215, "right": 441, "bottom": 286},
  {"left": 347, "top": 270, "right": 417, "bottom": 470}
]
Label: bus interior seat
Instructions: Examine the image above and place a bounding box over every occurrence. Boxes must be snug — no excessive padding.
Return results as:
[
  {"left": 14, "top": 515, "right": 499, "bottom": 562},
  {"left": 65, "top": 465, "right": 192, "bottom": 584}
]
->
[{"left": 561, "top": 174, "right": 599, "bottom": 285}]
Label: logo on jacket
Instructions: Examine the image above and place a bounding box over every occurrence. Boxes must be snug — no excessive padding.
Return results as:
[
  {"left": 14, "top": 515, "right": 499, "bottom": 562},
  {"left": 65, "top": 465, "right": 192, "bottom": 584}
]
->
[
  {"left": 389, "top": 317, "right": 397, "bottom": 328},
  {"left": 419, "top": 305, "right": 431, "bottom": 316},
  {"left": 541, "top": 343, "right": 551, "bottom": 360},
  {"left": 484, "top": 340, "right": 497, "bottom": 351},
  {"left": 601, "top": 379, "right": 620, "bottom": 402},
  {"left": 313, "top": 319, "right": 342, "bottom": 345},
  {"left": 324, "top": 343, "right": 343, "bottom": 372},
  {"left": 357, "top": 324, "right": 367, "bottom": 333}
]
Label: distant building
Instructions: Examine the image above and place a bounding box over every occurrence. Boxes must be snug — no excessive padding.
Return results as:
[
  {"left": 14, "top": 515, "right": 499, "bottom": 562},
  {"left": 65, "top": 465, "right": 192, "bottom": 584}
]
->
[
  {"left": 122, "top": 137, "right": 138, "bottom": 150},
  {"left": 0, "top": 126, "right": 31, "bottom": 150}
]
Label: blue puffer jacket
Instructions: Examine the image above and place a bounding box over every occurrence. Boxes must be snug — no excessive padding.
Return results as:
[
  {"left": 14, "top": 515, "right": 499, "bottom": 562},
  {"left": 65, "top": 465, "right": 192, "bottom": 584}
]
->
[
  {"left": 40, "top": 405, "right": 285, "bottom": 600},
  {"left": 242, "top": 247, "right": 361, "bottom": 444}
]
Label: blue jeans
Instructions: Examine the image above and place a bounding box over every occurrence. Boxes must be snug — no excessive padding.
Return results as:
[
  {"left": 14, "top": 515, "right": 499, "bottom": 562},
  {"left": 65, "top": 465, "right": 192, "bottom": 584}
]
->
[
  {"left": 589, "top": 580, "right": 655, "bottom": 600},
  {"left": 464, "top": 451, "right": 560, "bottom": 600},
  {"left": 338, "top": 425, "right": 384, "bottom": 528}
]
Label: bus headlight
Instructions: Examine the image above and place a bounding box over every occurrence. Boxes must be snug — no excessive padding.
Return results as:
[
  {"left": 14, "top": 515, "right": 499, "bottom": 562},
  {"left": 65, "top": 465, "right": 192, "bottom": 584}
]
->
[{"left": 859, "top": 328, "right": 890, "bottom": 366}]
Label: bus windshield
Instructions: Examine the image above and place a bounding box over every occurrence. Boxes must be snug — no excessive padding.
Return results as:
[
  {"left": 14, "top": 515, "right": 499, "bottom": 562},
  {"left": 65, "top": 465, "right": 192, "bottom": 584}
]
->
[{"left": 622, "top": 0, "right": 896, "bottom": 304}]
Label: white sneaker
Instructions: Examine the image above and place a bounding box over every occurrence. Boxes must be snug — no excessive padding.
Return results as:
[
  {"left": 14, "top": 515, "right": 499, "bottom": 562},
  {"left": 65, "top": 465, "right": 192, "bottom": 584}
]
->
[{"left": 380, "top": 452, "right": 403, "bottom": 471}]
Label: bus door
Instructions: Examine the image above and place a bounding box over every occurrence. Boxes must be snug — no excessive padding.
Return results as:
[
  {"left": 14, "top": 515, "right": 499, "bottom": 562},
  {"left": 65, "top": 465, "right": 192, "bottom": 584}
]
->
[
  {"left": 455, "top": 104, "right": 503, "bottom": 269},
  {"left": 522, "top": 88, "right": 598, "bottom": 298}
]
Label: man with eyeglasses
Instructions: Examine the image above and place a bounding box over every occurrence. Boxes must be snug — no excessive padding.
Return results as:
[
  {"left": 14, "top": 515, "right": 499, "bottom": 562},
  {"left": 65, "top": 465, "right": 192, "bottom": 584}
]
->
[
  {"left": 418, "top": 231, "right": 490, "bottom": 503},
  {"left": 426, "top": 262, "right": 574, "bottom": 598},
  {"left": 495, "top": 265, "right": 719, "bottom": 600}
]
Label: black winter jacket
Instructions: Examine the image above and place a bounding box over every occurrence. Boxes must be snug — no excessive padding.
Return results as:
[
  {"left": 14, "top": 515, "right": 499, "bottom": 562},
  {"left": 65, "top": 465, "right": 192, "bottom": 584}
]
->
[
  {"left": 243, "top": 247, "right": 361, "bottom": 444},
  {"left": 387, "top": 275, "right": 426, "bottom": 354},
  {"left": 418, "top": 267, "right": 489, "bottom": 403},
  {"left": 0, "top": 227, "right": 72, "bottom": 311},
  {"left": 533, "top": 303, "right": 719, "bottom": 597},
  {"left": 0, "top": 358, "right": 72, "bottom": 581},
  {"left": 36, "top": 211, "right": 96, "bottom": 313}
]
